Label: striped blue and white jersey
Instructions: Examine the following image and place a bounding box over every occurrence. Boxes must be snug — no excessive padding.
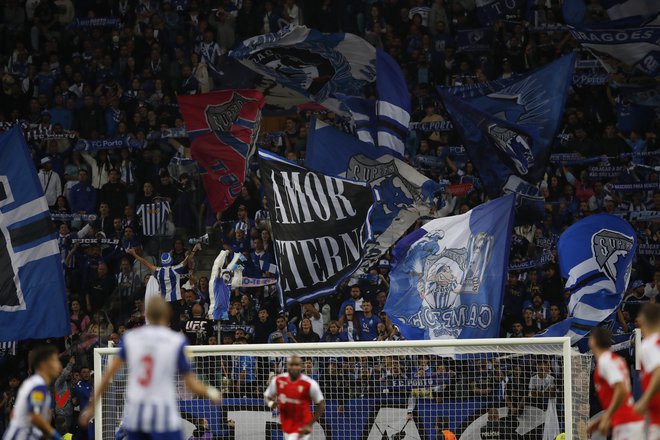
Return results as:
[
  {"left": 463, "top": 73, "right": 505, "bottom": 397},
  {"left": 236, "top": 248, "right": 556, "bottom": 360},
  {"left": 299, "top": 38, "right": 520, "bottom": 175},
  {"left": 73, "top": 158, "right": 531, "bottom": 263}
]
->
[
  {"left": 155, "top": 263, "right": 187, "bottom": 302},
  {"left": 2, "top": 375, "right": 51, "bottom": 440},
  {"left": 137, "top": 202, "right": 170, "bottom": 236},
  {"left": 118, "top": 326, "right": 191, "bottom": 433}
]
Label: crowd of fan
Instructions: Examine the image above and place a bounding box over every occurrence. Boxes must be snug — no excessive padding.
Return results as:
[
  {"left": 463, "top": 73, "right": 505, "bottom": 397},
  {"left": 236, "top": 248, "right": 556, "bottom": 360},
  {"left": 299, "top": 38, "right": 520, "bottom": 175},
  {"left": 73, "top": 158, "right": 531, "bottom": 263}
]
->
[{"left": 0, "top": 0, "right": 659, "bottom": 437}]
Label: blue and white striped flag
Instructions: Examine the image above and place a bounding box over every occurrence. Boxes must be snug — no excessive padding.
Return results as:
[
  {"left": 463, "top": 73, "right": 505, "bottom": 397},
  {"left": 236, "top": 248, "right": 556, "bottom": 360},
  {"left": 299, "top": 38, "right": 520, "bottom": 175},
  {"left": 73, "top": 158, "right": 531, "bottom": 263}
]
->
[
  {"left": 0, "top": 127, "right": 69, "bottom": 341},
  {"left": 539, "top": 214, "right": 637, "bottom": 344},
  {"left": 340, "top": 49, "right": 411, "bottom": 157}
]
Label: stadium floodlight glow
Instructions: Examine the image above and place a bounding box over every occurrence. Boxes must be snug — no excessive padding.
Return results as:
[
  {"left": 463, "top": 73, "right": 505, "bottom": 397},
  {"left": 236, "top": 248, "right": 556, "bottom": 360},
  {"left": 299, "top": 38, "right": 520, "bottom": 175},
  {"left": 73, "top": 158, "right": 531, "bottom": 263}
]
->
[{"left": 95, "top": 338, "right": 591, "bottom": 439}]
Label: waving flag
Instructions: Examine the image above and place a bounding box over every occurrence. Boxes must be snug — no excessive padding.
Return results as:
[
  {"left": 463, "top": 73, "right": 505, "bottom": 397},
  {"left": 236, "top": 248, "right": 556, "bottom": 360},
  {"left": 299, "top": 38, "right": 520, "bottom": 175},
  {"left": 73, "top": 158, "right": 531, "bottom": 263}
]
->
[
  {"left": 438, "top": 54, "right": 575, "bottom": 210},
  {"left": 569, "top": 14, "right": 660, "bottom": 78},
  {"left": 259, "top": 150, "right": 374, "bottom": 305},
  {"left": 0, "top": 127, "right": 69, "bottom": 341},
  {"left": 230, "top": 26, "right": 376, "bottom": 115},
  {"left": 339, "top": 49, "right": 411, "bottom": 157},
  {"left": 208, "top": 251, "right": 244, "bottom": 321},
  {"left": 306, "top": 119, "right": 443, "bottom": 273},
  {"left": 539, "top": 214, "right": 637, "bottom": 344},
  {"left": 601, "top": 0, "right": 659, "bottom": 20},
  {"left": 384, "top": 195, "right": 516, "bottom": 340},
  {"left": 178, "top": 90, "right": 264, "bottom": 213}
]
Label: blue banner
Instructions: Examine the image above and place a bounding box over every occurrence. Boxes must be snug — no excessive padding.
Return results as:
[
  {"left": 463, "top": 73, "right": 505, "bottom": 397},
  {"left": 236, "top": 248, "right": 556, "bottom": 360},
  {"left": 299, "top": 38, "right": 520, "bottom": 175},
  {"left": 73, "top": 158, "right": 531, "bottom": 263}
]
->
[
  {"left": 306, "top": 118, "right": 443, "bottom": 274},
  {"left": 0, "top": 127, "right": 69, "bottom": 341},
  {"left": 230, "top": 26, "right": 376, "bottom": 116},
  {"left": 384, "top": 195, "right": 516, "bottom": 340},
  {"left": 568, "top": 14, "right": 660, "bottom": 78},
  {"left": 539, "top": 214, "right": 637, "bottom": 344},
  {"left": 74, "top": 136, "right": 146, "bottom": 152}
]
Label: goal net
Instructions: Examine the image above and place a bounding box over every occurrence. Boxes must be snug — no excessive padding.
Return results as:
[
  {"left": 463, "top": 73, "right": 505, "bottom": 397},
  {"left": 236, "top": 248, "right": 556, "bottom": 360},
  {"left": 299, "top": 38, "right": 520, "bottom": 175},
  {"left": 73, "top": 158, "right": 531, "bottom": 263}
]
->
[{"left": 94, "top": 338, "right": 591, "bottom": 440}]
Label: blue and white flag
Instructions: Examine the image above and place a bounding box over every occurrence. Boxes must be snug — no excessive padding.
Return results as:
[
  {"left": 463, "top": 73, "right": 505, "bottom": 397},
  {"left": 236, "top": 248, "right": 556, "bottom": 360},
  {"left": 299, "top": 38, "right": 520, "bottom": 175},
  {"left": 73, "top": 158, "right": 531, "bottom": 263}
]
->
[
  {"left": 569, "top": 13, "right": 660, "bottom": 78},
  {"left": 208, "top": 251, "right": 244, "bottom": 321},
  {"left": 230, "top": 25, "right": 376, "bottom": 116},
  {"left": 306, "top": 118, "right": 443, "bottom": 273},
  {"left": 456, "top": 28, "right": 494, "bottom": 53},
  {"left": 0, "top": 127, "right": 69, "bottom": 342},
  {"left": 384, "top": 195, "right": 516, "bottom": 340},
  {"left": 476, "top": 0, "right": 525, "bottom": 26},
  {"left": 600, "top": 0, "right": 659, "bottom": 20},
  {"left": 339, "top": 49, "right": 411, "bottom": 156},
  {"left": 438, "top": 54, "right": 575, "bottom": 212},
  {"left": 539, "top": 214, "right": 637, "bottom": 344}
]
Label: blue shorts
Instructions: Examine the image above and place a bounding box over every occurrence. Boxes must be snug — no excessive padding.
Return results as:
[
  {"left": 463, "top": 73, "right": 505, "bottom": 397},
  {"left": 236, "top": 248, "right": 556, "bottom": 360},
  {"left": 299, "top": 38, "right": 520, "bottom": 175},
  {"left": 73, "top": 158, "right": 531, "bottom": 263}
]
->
[{"left": 126, "top": 431, "right": 183, "bottom": 440}]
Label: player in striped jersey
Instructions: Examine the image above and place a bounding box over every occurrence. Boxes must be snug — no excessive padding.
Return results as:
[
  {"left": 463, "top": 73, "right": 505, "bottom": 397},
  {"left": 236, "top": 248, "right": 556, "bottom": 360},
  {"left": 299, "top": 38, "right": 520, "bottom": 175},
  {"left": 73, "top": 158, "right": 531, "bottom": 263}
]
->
[
  {"left": 80, "top": 296, "right": 221, "bottom": 439},
  {"left": 635, "top": 303, "right": 660, "bottom": 439},
  {"left": 2, "top": 345, "right": 63, "bottom": 440},
  {"left": 127, "top": 243, "right": 200, "bottom": 302}
]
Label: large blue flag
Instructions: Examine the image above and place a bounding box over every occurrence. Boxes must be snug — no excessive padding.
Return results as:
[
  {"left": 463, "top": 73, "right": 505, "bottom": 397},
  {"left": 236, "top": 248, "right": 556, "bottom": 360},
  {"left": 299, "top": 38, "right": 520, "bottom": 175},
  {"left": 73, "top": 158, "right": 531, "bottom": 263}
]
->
[
  {"left": 306, "top": 118, "right": 443, "bottom": 273},
  {"left": 0, "top": 127, "right": 69, "bottom": 341},
  {"left": 539, "top": 214, "right": 637, "bottom": 344},
  {"left": 335, "top": 49, "right": 411, "bottom": 157},
  {"left": 568, "top": 13, "right": 660, "bottom": 78},
  {"left": 230, "top": 26, "right": 376, "bottom": 116},
  {"left": 384, "top": 195, "right": 516, "bottom": 340},
  {"left": 438, "top": 54, "right": 575, "bottom": 207}
]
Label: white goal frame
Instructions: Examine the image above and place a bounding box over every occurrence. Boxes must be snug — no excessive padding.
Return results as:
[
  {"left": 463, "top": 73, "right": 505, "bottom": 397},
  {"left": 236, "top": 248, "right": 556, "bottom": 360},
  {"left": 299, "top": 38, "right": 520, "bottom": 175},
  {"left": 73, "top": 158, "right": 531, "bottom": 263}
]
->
[{"left": 94, "top": 337, "right": 576, "bottom": 439}]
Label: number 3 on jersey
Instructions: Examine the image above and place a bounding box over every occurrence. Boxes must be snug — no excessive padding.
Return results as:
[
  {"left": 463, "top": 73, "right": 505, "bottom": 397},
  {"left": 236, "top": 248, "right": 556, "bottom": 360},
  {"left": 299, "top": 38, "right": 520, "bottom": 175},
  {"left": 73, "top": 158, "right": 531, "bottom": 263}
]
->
[{"left": 138, "top": 355, "right": 154, "bottom": 386}]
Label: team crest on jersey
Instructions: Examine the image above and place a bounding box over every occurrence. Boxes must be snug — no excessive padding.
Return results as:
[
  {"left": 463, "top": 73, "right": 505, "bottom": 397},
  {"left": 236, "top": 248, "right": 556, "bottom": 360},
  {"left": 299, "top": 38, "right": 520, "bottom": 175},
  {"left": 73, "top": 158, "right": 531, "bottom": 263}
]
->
[
  {"left": 591, "top": 229, "right": 634, "bottom": 282},
  {"left": 205, "top": 93, "right": 254, "bottom": 132},
  {"left": 30, "top": 390, "right": 45, "bottom": 405},
  {"left": 298, "top": 385, "right": 303, "bottom": 393}
]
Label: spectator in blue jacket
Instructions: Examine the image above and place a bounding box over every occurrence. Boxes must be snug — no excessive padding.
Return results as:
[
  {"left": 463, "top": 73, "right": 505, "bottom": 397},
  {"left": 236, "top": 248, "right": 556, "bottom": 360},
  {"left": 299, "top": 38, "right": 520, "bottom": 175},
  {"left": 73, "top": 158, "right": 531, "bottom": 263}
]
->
[{"left": 69, "top": 169, "right": 97, "bottom": 214}]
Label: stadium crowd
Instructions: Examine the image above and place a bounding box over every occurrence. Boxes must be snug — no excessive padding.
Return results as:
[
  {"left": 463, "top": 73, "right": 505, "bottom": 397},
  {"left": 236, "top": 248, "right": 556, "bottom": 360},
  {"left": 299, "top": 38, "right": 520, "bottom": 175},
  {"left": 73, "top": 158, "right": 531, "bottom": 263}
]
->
[{"left": 0, "top": 0, "right": 658, "bottom": 438}]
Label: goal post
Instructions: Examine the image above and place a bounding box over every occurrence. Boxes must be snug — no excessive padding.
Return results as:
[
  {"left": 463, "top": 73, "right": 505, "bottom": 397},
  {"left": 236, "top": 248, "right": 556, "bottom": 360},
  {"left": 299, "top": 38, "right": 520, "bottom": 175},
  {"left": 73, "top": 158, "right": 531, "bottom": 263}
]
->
[{"left": 94, "top": 337, "right": 591, "bottom": 439}]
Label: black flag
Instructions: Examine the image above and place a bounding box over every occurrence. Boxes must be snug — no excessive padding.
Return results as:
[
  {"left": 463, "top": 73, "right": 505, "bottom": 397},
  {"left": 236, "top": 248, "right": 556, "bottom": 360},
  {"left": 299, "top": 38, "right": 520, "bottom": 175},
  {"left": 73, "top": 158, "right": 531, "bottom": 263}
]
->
[{"left": 258, "top": 150, "right": 374, "bottom": 305}]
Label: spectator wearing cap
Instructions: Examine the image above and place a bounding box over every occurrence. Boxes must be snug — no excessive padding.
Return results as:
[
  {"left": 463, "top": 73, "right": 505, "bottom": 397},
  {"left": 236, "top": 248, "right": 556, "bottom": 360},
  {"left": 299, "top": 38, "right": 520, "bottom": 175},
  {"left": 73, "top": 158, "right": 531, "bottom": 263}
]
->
[
  {"left": 127, "top": 243, "right": 199, "bottom": 302},
  {"left": 69, "top": 168, "right": 96, "bottom": 215},
  {"left": 38, "top": 156, "right": 62, "bottom": 207}
]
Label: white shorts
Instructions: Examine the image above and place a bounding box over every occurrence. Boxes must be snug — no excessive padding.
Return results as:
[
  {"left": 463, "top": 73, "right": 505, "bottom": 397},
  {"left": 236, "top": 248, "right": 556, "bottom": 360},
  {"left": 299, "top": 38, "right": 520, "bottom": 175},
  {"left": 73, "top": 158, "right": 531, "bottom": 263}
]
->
[
  {"left": 283, "top": 434, "right": 310, "bottom": 440},
  {"left": 649, "top": 423, "right": 660, "bottom": 440},
  {"left": 612, "top": 421, "right": 644, "bottom": 440}
]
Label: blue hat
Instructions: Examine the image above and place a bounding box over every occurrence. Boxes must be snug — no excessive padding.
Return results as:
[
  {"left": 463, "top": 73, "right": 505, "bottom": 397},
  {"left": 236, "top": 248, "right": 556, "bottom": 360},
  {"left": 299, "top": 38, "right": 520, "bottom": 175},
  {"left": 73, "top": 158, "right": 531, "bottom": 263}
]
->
[{"left": 160, "top": 252, "right": 172, "bottom": 266}]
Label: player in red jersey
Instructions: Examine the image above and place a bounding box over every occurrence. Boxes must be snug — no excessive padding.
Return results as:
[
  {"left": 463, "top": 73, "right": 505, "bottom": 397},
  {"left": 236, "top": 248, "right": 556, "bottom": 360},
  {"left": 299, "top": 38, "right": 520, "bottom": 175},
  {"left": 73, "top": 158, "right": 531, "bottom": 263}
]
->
[
  {"left": 635, "top": 303, "right": 660, "bottom": 439},
  {"left": 588, "top": 327, "right": 644, "bottom": 439},
  {"left": 264, "top": 355, "right": 326, "bottom": 440}
]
